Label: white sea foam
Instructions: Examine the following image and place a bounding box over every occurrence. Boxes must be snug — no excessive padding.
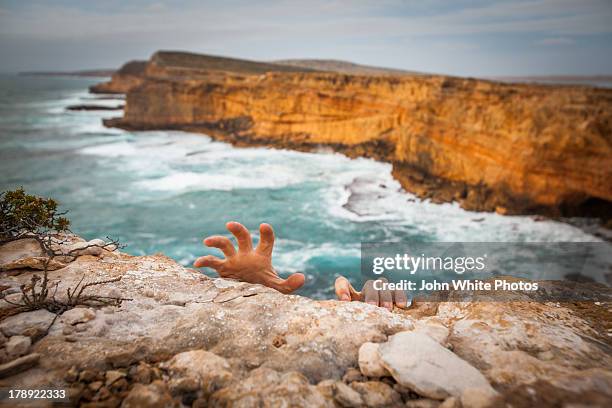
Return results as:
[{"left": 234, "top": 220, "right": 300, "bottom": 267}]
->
[
  {"left": 136, "top": 170, "right": 302, "bottom": 192},
  {"left": 75, "top": 123, "right": 604, "bottom": 244},
  {"left": 322, "top": 163, "right": 603, "bottom": 243}
]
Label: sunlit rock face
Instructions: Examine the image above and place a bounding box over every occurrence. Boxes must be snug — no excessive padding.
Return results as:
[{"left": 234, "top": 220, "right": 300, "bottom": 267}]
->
[
  {"left": 89, "top": 60, "right": 147, "bottom": 94},
  {"left": 100, "top": 51, "right": 612, "bottom": 217},
  {"left": 0, "top": 238, "right": 611, "bottom": 406}
]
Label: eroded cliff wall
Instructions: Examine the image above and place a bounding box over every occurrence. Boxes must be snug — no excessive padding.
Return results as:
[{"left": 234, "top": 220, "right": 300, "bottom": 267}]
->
[{"left": 102, "top": 52, "right": 612, "bottom": 217}]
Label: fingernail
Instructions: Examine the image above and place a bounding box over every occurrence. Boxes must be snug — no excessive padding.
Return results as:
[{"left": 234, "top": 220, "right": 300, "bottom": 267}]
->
[
  {"left": 367, "top": 301, "right": 378, "bottom": 306},
  {"left": 340, "top": 294, "right": 350, "bottom": 301},
  {"left": 405, "top": 298, "right": 413, "bottom": 308},
  {"left": 383, "top": 302, "right": 393, "bottom": 310}
]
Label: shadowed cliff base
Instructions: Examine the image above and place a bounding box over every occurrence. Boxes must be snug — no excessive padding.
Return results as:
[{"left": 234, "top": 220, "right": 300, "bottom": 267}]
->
[{"left": 98, "top": 51, "right": 612, "bottom": 220}]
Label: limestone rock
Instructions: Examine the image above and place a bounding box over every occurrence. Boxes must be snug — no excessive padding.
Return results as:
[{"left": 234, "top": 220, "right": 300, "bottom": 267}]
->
[
  {"left": 105, "top": 370, "right": 126, "bottom": 386},
  {"left": 61, "top": 307, "right": 96, "bottom": 326},
  {"left": 359, "top": 342, "right": 389, "bottom": 378},
  {"left": 439, "top": 397, "right": 460, "bottom": 408},
  {"left": 334, "top": 381, "right": 364, "bottom": 407},
  {"left": 343, "top": 367, "right": 366, "bottom": 383},
  {"left": 405, "top": 399, "right": 441, "bottom": 408},
  {"left": 121, "top": 381, "right": 175, "bottom": 408},
  {"left": 316, "top": 379, "right": 335, "bottom": 399},
  {"left": 378, "top": 332, "right": 495, "bottom": 400},
  {"left": 210, "top": 368, "right": 333, "bottom": 407},
  {"left": 0, "top": 238, "right": 66, "bottom": 271},
  {"left": 128, "top": 362, "right": 153, "bottom": 384},
  {"left": 161, "top": 350, "right": 232, "bottom": 392},
  {"left": 0, "top": 242, "right": 608, "bottom": 406},
  {"left": 5, "top": 335, "right": 31, "bottom": 358},
  {"left": 350, "top": 381, "right": 402, "bottom": 407},
  {"left": 0, "top": 309, "right": 56, "bottom": 337},
  {"left": 412, "top": 319, "right": 449, "bottom": 345},
  {"left": 460, "top": 387, "right": 499, "bottom": 408},
  {"left": 66, "top": 239, "right": 107, "bottom": 257}
]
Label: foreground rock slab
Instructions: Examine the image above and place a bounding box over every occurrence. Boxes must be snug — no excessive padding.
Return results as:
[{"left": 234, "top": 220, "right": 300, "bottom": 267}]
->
[
  {"left": 0, "top": 244, "right": 610, "bottom": 406},
  {"left": 378, "top": 331, "right": 495, "bottom": 399}
]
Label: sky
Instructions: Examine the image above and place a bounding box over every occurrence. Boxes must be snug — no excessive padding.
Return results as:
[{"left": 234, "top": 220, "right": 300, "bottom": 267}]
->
[{"left": 1, "top": 0, "right": 611, "bottom": 77}]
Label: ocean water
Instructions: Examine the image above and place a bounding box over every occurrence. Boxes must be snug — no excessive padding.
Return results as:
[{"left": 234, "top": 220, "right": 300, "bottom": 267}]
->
[{"left": 0, "top": 75, "right": 607, "bottom": 298}]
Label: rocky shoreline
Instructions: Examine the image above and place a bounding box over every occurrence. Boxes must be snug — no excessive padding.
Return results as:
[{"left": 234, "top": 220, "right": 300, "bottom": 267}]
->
[
  {"left": 96, "top": 51, "right": 612, "bottom": 219},
  {"left": 0, "top": 237, "right": 611, "bottom": 407}
]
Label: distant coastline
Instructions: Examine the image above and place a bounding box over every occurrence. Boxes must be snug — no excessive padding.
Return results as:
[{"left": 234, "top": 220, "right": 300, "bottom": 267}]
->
[
  {"left": 491, "top": 75, "right": 612, "bottom": 88},
  {"left": 19, "top": 69, "right": 115, "bottom": 78}
]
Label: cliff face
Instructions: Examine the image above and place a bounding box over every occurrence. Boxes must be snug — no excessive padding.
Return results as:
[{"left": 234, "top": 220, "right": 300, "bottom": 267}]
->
[
  {"left": 1, "top": 237, "right": 611, "bottom": 407},
  {"left": 89, "top": 60, "right": 147, "bottom": 94},
  {"left": 102, "top": 52, "right": 612, "bottom": 217}
]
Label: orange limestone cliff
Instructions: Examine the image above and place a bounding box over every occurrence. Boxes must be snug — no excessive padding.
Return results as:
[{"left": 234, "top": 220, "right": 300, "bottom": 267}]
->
[
  {"left": 89, "top": 60, "right": 147, "bottom": 94},
  {"left": 102, "top": 52, "right": 612, "bottom": 217}
]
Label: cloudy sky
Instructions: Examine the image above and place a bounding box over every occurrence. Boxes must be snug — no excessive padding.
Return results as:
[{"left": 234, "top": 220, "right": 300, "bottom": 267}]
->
[{"left": 1, "top": 0, "right": 611, "bottom": 76}]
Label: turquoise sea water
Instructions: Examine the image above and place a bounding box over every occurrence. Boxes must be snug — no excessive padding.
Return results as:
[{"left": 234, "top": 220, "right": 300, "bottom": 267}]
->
[{"left": 0, "top": 75, "right": 607, "bottom": 298}]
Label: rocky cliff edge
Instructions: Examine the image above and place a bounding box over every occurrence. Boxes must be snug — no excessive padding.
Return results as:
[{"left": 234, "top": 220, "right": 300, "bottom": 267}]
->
[{"left": 0, "top": 237, "right": 611, "bottom": 407}]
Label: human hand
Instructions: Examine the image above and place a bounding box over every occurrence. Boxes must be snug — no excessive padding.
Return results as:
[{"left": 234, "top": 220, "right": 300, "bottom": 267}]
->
[
  {"left": 194, "top": 221, "right": 305, "bottom": 294},
  {"left": 334, "top": 276, "right": 411, "bottom": 311}
]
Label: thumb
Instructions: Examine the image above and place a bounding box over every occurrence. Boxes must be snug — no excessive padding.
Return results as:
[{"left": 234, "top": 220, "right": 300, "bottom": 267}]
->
[
  {"left": 335, "top": 276, "right": 359, "bottom": 301},
  {"left": 277, "top": 273, "right": 305, "bottom": 294}
]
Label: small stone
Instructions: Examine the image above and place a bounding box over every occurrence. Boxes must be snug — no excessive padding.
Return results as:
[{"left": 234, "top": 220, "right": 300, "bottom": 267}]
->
[
  {"left": 460, "top": 387, "right": 498, "bottom": 408},
  {"left": 65, "top": 366, "right": 79, "bottom": 382},
  {"left": 162, "top": 349, "right": 232, "bottom": 392},
  {"left": 105, "top": 370, "right": 126, "bottom": 386},
  {"left": 192, "top": 397, "right": 208, "bottom": 408},
  {"left": 405, "top": 399, "right": 441, "bottom": 408},
  {"left": 129, "top": 362, "right": 153, "bottom": 384},
  {"left": 537, "top": 351, "right": 554, "bottom": 361},
  {"left": 0, "top": 309, "right": 56, "bottom": 337},
  {"left": 439, "top": 397, "right": 460, "bottom": 408},
  {"left": 6, "top": 335, "right": 31, "bottom": 358},
  {"left": 94, "top": 387, "right": 112, "bottom": 402},
  {"left": 79, "top": 369, "right": 97, "bottom": 383},
  {"left": 350, "top": 381, "right": 402, "bottom": 407},
  {"left": 121, "top": 381, "right": 174, "bottom": 408},
  {"left": 334, "top": 381, "right": 363, "bottom": 407},
  {"left": 67, "top": 239, "right": 106, "bottom": 257},
  {"left": 22, "top": 326, "right": 47, "bottom": 341},
  {"left": 316, "top": 379, "right": 335, "bottom": 399},
  {"left": 165, "top": 293, "right": 189, "bottom": 306},
  {"left": 393, "top": 383, "right": 413, "bottom": 396},
  {"left": 168, "top": 376, "right": 200, "bottom": 395},
  {"left": 88, "top": 381, "right": 104, "bottom": 393},
  {"left": 342, "top": 367, "right": 365, "bottom": 383},
  {"left": 358, "top": 342, "right": 388, "bottom": 377},
  {"left": 62, "top": 307, "right": 96, "bottom": 326},
  {"left": 109, "top": 377, "right": 128, "bottom": 392}
]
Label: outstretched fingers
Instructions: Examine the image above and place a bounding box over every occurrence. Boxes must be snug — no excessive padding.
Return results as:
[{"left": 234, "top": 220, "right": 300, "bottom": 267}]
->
[
  {"left": 256, "top": 223, "right": 275, "bottom": 256},
  {"left": 203, "top": 235, "right": 236, "bottom": 258},
  {"left": 194, "top": 255, "right": 224, "bottom": 270},
  {"left": 226, "top": 221, "right": 253, "bottom": 252}
]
